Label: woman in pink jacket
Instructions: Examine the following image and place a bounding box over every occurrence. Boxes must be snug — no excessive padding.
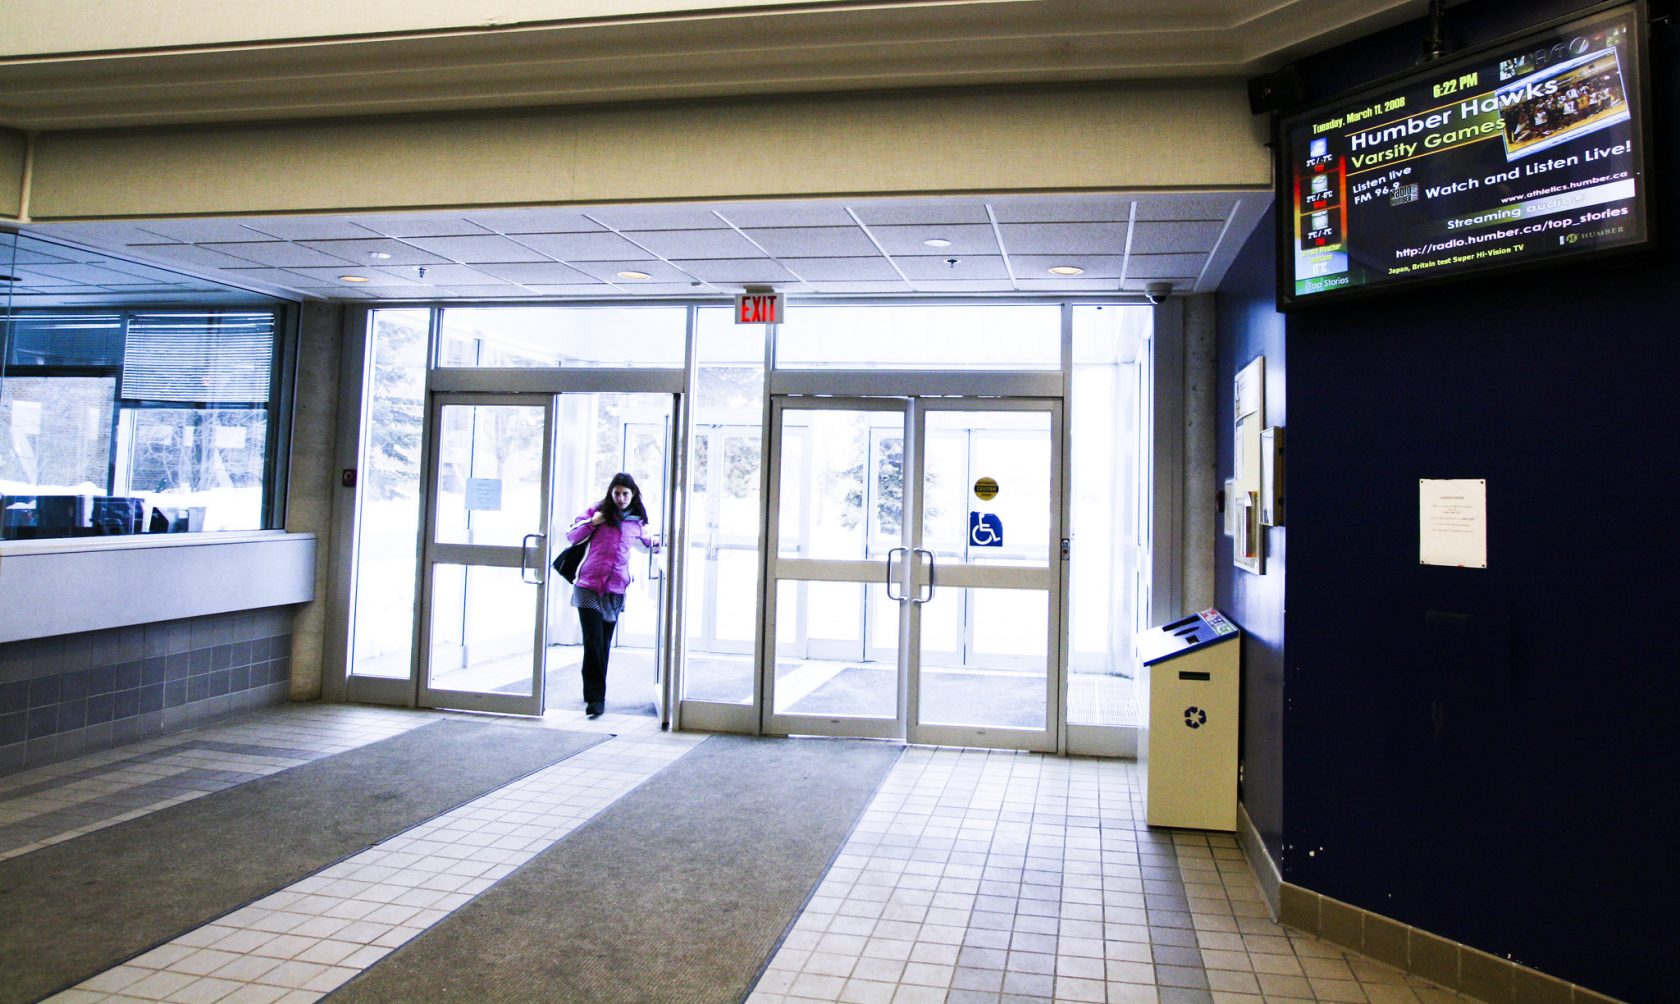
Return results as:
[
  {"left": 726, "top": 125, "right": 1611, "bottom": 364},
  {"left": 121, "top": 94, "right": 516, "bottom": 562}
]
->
[{"left": 563, "top": 472, "right": 660, "bottom": 718}]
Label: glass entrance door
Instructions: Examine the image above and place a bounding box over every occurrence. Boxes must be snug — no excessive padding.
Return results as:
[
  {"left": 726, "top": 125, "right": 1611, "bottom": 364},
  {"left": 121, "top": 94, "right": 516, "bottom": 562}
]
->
[
  {"left": 419, "top": 393, "right": 556, "bottom": 715},
  {"left": 764, "top": 396, "right": 1061, "bottom": 750},
  {"left": 910, "top": 400, "right": 1060, "bottom": 750},
  {"left": 544, "top": 393, "right": 675, "bottom": 720}
]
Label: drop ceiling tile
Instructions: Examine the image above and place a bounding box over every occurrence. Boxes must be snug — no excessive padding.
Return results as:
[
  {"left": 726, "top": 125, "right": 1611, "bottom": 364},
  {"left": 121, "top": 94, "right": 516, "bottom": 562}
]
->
[
  {"left": 471, "top": 261, "right": 596, "bottom": 283},
  {"left": 672, "top": 258, "right": 797, "bottom": 284},
  {"left": 779, "top": 257, "right": 900, "bottom": 281},
  {"left": 8, "top": 241, "right": 76, "bottom": 265},
  {"left": 203, "top": 242, "right": 358, "bottom": 267},
  {"left": 520, "top": 284, "right": 628, "bottom": 296},
  {"left": 365, "top": 287, "right": 432, "bottom": 299},
  {"left": 807, "top": 280, "right": 914, "bottom": 293},
  {"left": 743, "top": 227, "right": 877, "bottom": 257},
  {"left": 1120, "top": 276, "right": 1198, "bottom": 291},
  {"left": 516, "top": 232, "right": 662, "bottom": 261},
  {"left": 622, "top": 229, "right": 764, "bottom": 260},
  {"left": 29, "top": 222, "right": 175, "bottom": 249},
  {"left": 562, "top": 260, "right": 695, "bottom": 284},
  {"left": 374, "top": 263, "right": 502, "bottom": 285},
  {"left": 1129, "top": 221, "right": 1226, "bottom": 254},
  {"left": 21, "top": 263, "right": 166, "bottom": 284},
  {"left": 851, "top": 200, "right": 991, "bottom": 226},
  {"left": 96, "top": 260, "right": 203, "bottom": 283},
  {"left": 298, "top": 239, "right": 453, "bottom": 266},
  {"left": 1015, "top": 277, "right": 1125, "bottom": 291},
  {"left": 613, "top": 282, "right": 718, "bottom": 296},
  {"left": 8, "top": 280, "right": 86, "bottom": 292},
  {"left": 441, "top": 285, "right": 535, "bottom": 297},
  {"left": 990, "top": 196, "right": 1132, "bottom": 223},
  {"left": 1010, "top": 254, "right": 1128, "bottom": 279},
  {"left": 895, "top": 255, "right": 1010, "bottom": 280},
  {"left": 716, "top": 203, "right": 857, "bottom": 228},
  {"left": 294, "top": 286, "right": 377, "bottom": 299},
  {"left": 1133, "top": 195, "right": 1240, "bottom": 221},
  {"left": 284, "top": 267, "right": 407, "bottom": 290},
  {"left": 465, "top": 208, "right": 606, "bottom": 234},
  {"left": 1124, "top": 254, "right": 1206, "bottom": 279},
  {"left": 98, "top": 284, "right": 192, "bottom": 293},
  {"left": 868, "top": 224, "right": 999, "bottom": 256},
  {"left": 126, "top": 243, "right": 267, "bottom": 270},
  {"left": 215, "top": 268, "right": 321, "bottom": 286},
  {"left": 404, "top": 235, "right": 554, "bottom": 263},
  {"left": 135, "top": 220, "right": 277, "bottom": 243},
  {"left": 996, "top": 223, "right": 1129, "bottom": 255},
  {"left": 242, "top": 218, "right": 385, "bottom": 241},
  {"left": 346, "top": 214, "right": 493, "bottom": 238},
  {"left": 586, "top": 206, "right": 729, "bottom": 231},
  {"left": 905, "top": 279, "right": 1017, "bottom": 292}
]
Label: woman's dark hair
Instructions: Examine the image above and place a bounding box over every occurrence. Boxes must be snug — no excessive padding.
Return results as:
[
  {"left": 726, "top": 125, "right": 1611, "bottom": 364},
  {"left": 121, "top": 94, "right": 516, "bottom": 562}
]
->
[{"left": 594, "top": 472, "right": 648, "bottom": 526}]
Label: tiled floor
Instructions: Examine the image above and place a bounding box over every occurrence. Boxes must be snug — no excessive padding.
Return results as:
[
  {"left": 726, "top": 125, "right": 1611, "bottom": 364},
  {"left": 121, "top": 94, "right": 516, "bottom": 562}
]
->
[{"left": 0, "top": 704, "right": 1481, "bottom": 1003}]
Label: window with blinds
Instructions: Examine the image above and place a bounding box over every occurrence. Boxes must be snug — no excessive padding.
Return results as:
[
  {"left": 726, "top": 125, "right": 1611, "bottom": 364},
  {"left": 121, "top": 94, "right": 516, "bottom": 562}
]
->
[{"left": 120, "top": 312, "right": 276, "bottom": 403}]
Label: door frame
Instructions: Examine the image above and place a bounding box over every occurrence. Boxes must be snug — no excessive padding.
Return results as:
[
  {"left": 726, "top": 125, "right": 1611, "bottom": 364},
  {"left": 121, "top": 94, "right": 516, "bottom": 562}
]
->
[
  {"left": 416, "top": 390, "right": 557, "bottom": 716},
  {"left": 906, "top": 396, "right": 1064, "bottom": 752},
  {"left": 760, "top": 395, "right": 910, "bottom": 740},
  {"left": 759, "top": 393, "right": 1064, "bottom": 751},
  {"left": 417, "top": 367, "right": 687, "bottom": 718}
]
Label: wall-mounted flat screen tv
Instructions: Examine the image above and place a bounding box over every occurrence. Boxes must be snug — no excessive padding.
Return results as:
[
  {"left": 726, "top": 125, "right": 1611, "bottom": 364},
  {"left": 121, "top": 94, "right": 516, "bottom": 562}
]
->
[{"left": 1277, "top": 0, "right": 1651, "bottom": 309}]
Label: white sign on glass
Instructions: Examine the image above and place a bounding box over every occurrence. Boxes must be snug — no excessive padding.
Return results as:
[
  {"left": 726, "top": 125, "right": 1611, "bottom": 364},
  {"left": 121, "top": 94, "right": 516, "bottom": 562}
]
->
[{"left": 465, "top": 477, "right": 503, "bottom": 511}]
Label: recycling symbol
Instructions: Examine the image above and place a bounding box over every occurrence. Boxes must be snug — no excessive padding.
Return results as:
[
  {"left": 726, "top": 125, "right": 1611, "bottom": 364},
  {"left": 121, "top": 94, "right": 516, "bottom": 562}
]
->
[{"left": 1184, "top": 706, "right": 1208, "bottom": 729}]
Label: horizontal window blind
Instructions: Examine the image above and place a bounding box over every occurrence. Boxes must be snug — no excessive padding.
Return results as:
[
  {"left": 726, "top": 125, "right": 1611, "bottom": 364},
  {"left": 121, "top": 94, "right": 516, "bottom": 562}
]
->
[{"left": 120, "top": 311, "right": 276, "bottom": 403}]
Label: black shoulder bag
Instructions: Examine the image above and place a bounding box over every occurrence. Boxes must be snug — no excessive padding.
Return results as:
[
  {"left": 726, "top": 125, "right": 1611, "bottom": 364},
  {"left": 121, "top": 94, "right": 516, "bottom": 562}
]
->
[{"left": 552, "top": 530, "right": 593, "bottom": 583}]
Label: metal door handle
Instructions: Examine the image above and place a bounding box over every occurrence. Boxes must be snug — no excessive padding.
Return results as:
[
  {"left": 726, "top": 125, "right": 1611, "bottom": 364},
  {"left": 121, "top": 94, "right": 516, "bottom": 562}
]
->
[
  {"left": 521, "top": 533, "right": 544, "bottom": 584},
  {"left": 885, "top": 546, "right": 907, "bottom": 600},
  {"left": 911, "top": 547, "right": 935, "bottom": 604}
]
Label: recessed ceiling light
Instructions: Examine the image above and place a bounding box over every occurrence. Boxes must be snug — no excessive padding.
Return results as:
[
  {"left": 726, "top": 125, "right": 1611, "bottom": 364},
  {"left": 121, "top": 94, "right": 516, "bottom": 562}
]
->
[
  {"left": 339, "top": 275, "right": 371, "bottom": 283},
  {"left": 922, "top": 238, "right": 953, "bottom": 248},
  {"left": 367, "top": 252, "right": 392, "bottom": 260},
  {"left": 1048, "top": 265, "right": 1085, "bottom": 276},
  {"left": 618, "top": 270, "right": 653, "bottom": 280}
]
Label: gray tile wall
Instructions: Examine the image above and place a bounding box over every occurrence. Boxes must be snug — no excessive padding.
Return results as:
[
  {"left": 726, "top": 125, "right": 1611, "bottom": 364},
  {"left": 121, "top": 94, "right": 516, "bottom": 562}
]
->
[{"left": 0, "top": 607, "right": 295, "bottom": 775}]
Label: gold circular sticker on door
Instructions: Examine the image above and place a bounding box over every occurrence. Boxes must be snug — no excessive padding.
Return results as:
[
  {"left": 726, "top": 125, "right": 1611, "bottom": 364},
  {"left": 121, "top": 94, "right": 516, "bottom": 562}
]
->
[{"left": 973, "top": 476, "right": 999, "bottom": 501}]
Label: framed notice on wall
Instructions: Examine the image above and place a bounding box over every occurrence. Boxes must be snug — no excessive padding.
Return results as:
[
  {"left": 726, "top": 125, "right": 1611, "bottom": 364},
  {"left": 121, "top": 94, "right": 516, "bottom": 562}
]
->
[{"left": 1232, "top": 356, "right": 1265, "bottom": 574}]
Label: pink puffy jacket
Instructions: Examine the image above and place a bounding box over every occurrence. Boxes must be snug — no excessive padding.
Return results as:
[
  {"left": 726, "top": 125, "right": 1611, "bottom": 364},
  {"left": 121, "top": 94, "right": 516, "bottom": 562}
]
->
[{"left": 565, "top": 506, "right": 655, "bottom": 595}]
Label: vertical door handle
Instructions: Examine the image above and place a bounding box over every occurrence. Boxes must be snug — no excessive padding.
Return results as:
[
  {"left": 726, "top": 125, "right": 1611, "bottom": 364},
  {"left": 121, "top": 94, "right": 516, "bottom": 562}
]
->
[
  {"left": 885, "top": 546, "right": 908, "bottom": 600},
  {"left": 911, "top": 547, "right": 935, "bottom": 604},
  {"left": 521, "top": 533, "right": 545, "bottom": 584}
]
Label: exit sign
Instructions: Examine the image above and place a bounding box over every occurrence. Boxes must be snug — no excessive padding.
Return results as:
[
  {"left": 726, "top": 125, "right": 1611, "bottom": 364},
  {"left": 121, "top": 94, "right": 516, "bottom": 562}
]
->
[{"left": 735, "top": 291, "right": 784, "bottom": 324}]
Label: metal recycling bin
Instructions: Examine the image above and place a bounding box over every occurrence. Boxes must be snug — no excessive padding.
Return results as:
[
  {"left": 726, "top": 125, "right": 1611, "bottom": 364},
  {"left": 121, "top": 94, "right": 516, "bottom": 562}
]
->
[{"left": 1138, "top": 609, "right": 1241, "bottom": 831}]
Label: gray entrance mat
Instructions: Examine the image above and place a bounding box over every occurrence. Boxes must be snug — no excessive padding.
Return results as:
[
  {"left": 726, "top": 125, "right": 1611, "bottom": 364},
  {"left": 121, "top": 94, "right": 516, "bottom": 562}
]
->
[
  {"left": 331, "top": 733, "right": 903, "bottom": 1004},
  {"left": 0, "top": 717, "right": 604, "bottom": 1004}
]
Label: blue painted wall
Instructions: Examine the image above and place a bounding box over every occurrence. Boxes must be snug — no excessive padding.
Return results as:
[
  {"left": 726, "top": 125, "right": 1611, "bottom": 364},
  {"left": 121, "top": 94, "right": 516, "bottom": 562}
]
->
[
  {"left": 1217, "top": 2, "right": 1679, "bottom": 998},
  {"left": 1214, "top": 207, "right": 1288, "bottom": 863}
]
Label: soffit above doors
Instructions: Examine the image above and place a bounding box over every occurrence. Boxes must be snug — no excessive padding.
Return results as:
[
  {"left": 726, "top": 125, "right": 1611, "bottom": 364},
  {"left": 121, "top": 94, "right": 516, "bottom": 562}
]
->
[{"left": 13, "top": 190, "right": 1270, "bottom": 305}]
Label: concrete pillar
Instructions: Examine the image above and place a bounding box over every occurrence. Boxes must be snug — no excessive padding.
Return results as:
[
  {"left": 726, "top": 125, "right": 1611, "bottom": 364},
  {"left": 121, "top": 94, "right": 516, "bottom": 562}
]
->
[
  {"left": 1182, "top": 293, "right": 1217, "bottom": 612},
  {"left": 286, "top": 302, "right": 346, "bottom": 700}
]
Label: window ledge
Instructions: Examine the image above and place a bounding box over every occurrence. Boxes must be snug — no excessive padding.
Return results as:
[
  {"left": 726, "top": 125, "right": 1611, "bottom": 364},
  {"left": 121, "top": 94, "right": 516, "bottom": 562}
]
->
[
  {"left": 0, "top": 529, "right": 304, "bottom": 556},
  {"left": 0, "top": 532, "right": 316, "bottom": 643}
]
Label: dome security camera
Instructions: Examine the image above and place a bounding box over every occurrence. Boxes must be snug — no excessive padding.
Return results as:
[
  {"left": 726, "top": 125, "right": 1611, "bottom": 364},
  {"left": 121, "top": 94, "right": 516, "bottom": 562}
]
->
[{"left": 1145, "top": 282, "right": 1173, "bottom": 305}]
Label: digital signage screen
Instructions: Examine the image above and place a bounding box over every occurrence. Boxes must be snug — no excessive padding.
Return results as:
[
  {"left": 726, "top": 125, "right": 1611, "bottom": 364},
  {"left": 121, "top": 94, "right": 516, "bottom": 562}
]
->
[{"left": 1277, "top": 1, "right": 1652, "bottom": 308}]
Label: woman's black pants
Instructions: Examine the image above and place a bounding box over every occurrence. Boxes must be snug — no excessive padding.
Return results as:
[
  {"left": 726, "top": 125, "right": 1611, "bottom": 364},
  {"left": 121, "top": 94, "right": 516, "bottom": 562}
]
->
[{"left": 577, "top": 608, "right": 616, "bottom": 705}]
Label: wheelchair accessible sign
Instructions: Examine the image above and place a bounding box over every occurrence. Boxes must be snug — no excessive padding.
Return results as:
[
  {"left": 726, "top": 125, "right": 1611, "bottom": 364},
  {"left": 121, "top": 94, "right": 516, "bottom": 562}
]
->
[{"left": 970, "top": 476, "right": 1002, "bottom": 547}]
